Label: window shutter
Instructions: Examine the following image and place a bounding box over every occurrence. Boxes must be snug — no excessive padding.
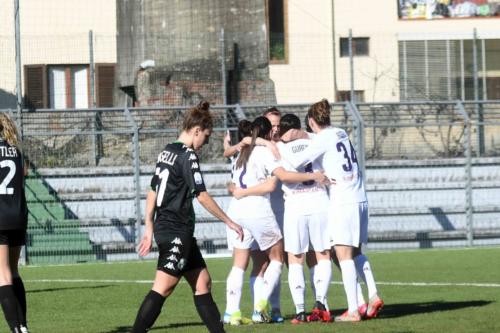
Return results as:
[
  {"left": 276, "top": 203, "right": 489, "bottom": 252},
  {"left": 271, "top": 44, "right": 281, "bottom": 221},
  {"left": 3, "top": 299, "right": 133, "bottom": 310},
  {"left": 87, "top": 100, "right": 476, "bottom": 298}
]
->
[
  {"left": 24, "top": 65, "right": 47, "bottom": 109},
  {"left": 96, "top": 64, "right": 115, "bottom": 107}
]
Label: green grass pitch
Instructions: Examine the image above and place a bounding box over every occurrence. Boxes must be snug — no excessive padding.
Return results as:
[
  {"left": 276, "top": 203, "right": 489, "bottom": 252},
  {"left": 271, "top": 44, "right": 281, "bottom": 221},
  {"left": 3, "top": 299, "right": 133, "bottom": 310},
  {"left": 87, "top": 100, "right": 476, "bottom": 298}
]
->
[{"left": 7, "top": 247, "right": 500, "bottom": 333}]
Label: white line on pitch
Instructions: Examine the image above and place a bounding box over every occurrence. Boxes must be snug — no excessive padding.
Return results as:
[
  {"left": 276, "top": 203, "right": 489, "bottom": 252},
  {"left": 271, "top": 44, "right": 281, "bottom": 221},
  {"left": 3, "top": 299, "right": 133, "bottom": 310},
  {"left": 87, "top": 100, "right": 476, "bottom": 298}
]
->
[{"left": 25, "top": 279, "right": 500, "bottom": 288}]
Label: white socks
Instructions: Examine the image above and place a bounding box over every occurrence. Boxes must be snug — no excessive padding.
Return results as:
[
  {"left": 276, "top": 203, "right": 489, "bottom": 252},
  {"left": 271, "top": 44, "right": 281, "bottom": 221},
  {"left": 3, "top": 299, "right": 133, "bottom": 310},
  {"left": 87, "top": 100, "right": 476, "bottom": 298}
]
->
[
  {"left": 252, "top": 276, "right": 264, "bottom": 310},
  {"left": 314, "top": 260, "right": 332, "bottom": 306},
  {"left": 354, "top": 254, "right": 378, "bottom": 299},
  {"left": 225, "top": 266, "right": 245, "bottom": 314},
  {"left": 288, "top": 263, "right": 305, "bottom": 314},
  {"left": 260, "top": 260, "right": 283, "bottom": 302},
  {"left": 339, "top": 259, "right": 358, "bottom": 313}
]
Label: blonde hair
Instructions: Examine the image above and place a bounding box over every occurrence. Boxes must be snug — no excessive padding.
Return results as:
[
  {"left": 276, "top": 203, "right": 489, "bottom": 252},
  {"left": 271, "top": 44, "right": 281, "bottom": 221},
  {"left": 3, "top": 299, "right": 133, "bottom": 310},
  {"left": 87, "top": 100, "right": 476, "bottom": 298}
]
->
[{"left": 0, "top": 112, "right": 20, "bottom": 147}]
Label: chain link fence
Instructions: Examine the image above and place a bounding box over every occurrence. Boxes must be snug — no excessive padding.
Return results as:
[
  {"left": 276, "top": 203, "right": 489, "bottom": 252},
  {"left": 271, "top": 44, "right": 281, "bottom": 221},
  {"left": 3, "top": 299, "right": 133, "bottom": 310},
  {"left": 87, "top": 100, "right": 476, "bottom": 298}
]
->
[
  {"left": 1, "top": 1, "right": 500, "bottom": 264},
  {"left": 2, "top": 101, "right": 500, "bottom": 264}
]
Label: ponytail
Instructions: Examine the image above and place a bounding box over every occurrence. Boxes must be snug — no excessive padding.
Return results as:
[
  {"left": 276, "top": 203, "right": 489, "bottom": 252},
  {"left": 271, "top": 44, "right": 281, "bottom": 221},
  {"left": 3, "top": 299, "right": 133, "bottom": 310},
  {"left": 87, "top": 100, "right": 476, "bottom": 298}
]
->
[
  {"left": 236, "top": 116, "right": 271, "bottom": 169},
  {"left": 182, "top": 100, "right": 213, "bottom": 131}
]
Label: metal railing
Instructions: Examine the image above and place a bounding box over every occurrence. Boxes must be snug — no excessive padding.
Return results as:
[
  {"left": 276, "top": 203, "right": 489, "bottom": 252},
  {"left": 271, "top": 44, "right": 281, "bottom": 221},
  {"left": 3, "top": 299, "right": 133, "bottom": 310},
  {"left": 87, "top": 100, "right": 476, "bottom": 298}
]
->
[{"left": 2, "top": 100, "right": 500, "bottom": 264}]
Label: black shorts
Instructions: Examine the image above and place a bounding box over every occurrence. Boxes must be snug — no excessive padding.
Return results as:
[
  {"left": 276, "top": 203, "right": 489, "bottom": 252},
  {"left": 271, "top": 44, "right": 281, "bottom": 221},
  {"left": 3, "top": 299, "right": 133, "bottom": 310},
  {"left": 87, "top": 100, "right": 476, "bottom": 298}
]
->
[
  {"left": 157, "top": 234, "right": 206, "bottom": 277},
  {"left": 0, "top": 229, "right": 26, "bottom": 247}
]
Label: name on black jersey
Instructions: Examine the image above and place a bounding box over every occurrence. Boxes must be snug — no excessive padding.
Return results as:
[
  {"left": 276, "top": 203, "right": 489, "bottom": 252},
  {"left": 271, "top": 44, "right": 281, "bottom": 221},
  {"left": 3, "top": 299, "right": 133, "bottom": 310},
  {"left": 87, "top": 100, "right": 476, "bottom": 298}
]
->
[
  {"left": 157, "top": 150, "right": 178, "bottom": 165},
  {"left": 292, "top": 144, "right": 307, "bottom": 154},
  {"left": 0, "top": 146, "right": 18, "bottom": 157}
]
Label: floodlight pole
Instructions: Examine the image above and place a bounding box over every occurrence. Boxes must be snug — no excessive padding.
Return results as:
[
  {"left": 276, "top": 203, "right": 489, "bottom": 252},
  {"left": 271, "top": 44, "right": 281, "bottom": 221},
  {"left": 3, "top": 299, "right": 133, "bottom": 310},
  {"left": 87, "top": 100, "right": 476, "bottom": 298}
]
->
[{"left": 14, "top": 0, "right": 23, "bottom": 134}]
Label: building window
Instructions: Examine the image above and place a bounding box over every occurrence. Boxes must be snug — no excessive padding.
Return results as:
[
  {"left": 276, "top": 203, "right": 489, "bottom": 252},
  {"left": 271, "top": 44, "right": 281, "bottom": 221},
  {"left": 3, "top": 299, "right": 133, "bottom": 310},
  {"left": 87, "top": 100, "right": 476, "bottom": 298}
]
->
[
  {"left": 340, "top": 37, "right": 369, "bottom": 57},
  {"left": 48, "top": 65, "right": 89, "bottom": 109},
  {"left": 267, "top": 0, "right": 288, "bottom": 63},
  {"left": 24, "top": 64, "right": 115, "bottom": 109},
  {"left": 337, "top": 90, "right": 365, "bottom": 102}
]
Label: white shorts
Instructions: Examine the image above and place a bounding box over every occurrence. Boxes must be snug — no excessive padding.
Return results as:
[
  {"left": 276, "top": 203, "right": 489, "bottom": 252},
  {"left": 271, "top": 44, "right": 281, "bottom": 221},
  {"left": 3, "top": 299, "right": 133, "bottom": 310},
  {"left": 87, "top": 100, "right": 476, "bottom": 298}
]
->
[
  {"left": 227, "top": 215, "right": 282, "bottom": 251},
  {"left": 284, "top": 210, "right": 330, "bottom": 255},
  {"left": 328, "top": 201, "right": 368, "bottom": 247}
]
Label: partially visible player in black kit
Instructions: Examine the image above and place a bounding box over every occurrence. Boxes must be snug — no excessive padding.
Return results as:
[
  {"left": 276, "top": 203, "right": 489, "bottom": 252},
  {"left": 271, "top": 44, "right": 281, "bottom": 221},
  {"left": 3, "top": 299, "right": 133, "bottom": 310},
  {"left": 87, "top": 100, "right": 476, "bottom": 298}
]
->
[
  {"left": 132, "top": 101, "right": 243, "bottom": 333},
  {"left": 0, "top": 113, "right": 29, "bottom": 333}
]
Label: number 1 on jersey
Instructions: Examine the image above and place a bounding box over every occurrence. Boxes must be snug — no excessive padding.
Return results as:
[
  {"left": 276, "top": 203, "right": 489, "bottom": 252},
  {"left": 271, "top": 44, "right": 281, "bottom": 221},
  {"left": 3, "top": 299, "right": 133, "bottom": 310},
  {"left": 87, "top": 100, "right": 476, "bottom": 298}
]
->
[{"left": 156, "top": 167, "right": 170, "bottom": 207}]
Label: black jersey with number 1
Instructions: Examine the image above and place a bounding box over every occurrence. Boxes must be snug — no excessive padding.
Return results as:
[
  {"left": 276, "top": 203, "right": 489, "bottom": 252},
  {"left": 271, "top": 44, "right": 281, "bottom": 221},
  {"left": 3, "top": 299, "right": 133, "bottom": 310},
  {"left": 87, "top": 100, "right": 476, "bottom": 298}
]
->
[
  {"left": 0, "top": 140, "right": 28, "bottom": 230},
  {"left": 150, "top": 142, "right": 207, "bottom": 241}
]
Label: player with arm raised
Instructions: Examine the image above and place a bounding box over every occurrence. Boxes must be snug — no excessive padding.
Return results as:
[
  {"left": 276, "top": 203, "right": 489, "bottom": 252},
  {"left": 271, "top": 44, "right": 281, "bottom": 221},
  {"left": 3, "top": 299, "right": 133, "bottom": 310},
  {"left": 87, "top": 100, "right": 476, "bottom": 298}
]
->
[
  {"left": 223, "top": 108, "right": 283, "bottom": 323},
  {"left": 276, "top": 114, "right": 332, "bottom": 323},
  {"left": 224, "top": 116, "right": 324, "bottom": 324},
  {"left": 0, "top": 113, "right": 29, "bottom": 333},
  {"left": 286, "top": 99, "right": 383, "bottom": 322},
  {"left": 258, "top": 107, "right": 285, "bottom": 323},
  {"left": 132, "top": 101, "right": 243, "bottom": 333}
]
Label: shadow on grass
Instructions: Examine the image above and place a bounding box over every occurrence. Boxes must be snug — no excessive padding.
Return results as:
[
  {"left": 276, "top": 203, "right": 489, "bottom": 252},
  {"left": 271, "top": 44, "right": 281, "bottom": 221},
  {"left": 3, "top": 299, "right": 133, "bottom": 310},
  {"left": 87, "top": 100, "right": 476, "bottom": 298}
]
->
[
  {"left": 361, "top": 300, "right": 493, "bottom": 319},
  {"left": 103, "top": 322, "right": 205, "bottom": 333},
  {"left": 27, "top": 284, "right": 115, "bottom": 294}
]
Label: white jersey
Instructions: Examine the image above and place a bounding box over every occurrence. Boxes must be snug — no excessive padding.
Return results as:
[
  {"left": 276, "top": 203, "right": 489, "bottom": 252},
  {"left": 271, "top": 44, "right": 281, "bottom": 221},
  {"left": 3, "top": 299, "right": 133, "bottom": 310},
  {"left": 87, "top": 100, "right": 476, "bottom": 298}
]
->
[
  {"left": 226, "top": 146, "right": 281, "bottom": 219},
  {"left": 277, "top": 139, "right": 329, "bottom": 214},
  {"left": 287, "top": 127, "right": 367, "bottom": 205}
]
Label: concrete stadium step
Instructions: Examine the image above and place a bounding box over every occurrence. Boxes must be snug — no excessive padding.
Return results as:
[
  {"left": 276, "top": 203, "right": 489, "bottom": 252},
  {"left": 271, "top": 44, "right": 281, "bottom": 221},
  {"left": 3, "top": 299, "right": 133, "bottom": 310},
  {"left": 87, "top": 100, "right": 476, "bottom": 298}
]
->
[
  {"left": 26, "top": 252, "right": 96, "bottom": 265},
  {"left": 28, "top": 203, "right": 68, "bottom": 221},
  {"left": 28, "top": 234, "right": 91, "bottom": 244}
]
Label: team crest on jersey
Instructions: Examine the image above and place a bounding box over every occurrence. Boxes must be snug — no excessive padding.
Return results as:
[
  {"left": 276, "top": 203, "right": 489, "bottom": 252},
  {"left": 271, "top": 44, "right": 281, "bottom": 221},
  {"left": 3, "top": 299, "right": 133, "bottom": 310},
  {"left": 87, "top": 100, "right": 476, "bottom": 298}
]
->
[
  {"left": 171, "top": 237, "right": 183, "bottom": 245},
  {"left": 164, "top": 262, "right": 175, "bottom": 270},
  {"left": 193, "top": 172, "right": 203, "bottom": 185},
  {"left": 169, "top": 246, "right": 180, "bottom": 253},
  {"left": 336, "top": 130, "right": 347, "bottom": 139},
  {"left": 177, "top": 258, "right": 187, "bottom": 270},
  {"left": 189, "top": 153, "right": 197, "bottom": 161},
  {"left": 191, "top": 162, "right": 199, "bottom": 169},
  {"left": 166, "top": 254, "right": 178, "bottom": 262}
]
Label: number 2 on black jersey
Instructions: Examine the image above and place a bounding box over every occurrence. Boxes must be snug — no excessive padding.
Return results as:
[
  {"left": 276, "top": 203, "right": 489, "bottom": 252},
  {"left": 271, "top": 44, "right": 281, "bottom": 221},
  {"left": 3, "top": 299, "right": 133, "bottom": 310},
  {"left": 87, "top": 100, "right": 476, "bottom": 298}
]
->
[
  {"left": 336, "top": 141, "right": 358, "bottom": 172},
  {"left": 0, "top": 160, "right": 16, "bottom": 195}
]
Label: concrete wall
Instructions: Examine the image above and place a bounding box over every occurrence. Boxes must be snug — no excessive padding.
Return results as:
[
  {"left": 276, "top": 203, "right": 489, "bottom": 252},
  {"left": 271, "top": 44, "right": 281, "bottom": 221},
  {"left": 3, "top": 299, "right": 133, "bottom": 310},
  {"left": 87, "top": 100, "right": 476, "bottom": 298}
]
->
[{"left": 117, "top": 0, "right": 276, "bottom": 106}]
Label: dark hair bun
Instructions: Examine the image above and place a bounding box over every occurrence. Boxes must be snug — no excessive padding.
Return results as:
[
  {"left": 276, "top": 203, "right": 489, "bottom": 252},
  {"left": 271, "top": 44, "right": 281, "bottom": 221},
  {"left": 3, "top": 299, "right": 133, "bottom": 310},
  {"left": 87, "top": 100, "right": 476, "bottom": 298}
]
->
[{"left": 197, "top": 101, "right": 210, "bottom": 111}]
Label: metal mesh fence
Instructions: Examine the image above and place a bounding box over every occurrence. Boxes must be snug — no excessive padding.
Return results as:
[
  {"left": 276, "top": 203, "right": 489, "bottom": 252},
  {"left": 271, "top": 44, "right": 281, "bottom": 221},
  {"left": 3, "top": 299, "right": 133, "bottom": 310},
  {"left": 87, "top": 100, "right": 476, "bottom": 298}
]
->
[
  {"left": 3, "top": 1, "right": 500, "bottom": 112},
  {"left": 1, "top": 1, "right": 500, "bottom": 264},
  {"left": 2, "top": 101, "right": 500, "bottom": 264}
]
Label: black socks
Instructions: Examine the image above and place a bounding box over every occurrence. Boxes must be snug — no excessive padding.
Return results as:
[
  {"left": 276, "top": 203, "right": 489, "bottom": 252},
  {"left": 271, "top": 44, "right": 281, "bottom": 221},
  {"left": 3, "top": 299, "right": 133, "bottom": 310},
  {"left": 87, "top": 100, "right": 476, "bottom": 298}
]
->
[
  {"left": 132, "top": 290, "right": 166, "bottom": 333},
  {"left": 0, "top": 285, "right": 25, "bottom": 333},
  {"left": 194, "top": 293, "right": 225, "bottom": 333},
  {"left": 132, "top": 290, "right": 225, "bottom": 333},
  {"left": 12, "top": 278, "right": 26, "bottom": 326}
]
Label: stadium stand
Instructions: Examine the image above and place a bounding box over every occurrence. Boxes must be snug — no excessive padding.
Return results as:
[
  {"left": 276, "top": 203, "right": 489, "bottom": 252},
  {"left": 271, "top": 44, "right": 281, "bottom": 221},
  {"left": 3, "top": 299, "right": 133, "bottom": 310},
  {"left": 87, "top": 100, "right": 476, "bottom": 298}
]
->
[
  {"left": 25, "top": 172, "right": 95, "bottom": 264},
  {"left": 28, "top": 158, "right": 500, "bottom": 263}
]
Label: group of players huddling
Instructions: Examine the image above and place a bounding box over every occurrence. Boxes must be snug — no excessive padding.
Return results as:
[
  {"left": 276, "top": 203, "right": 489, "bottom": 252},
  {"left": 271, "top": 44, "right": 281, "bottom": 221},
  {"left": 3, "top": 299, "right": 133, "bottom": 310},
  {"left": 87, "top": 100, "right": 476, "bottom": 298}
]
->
[
  {"left": 131, "top": 99, "right": 384, "bottom": 333},
  {"left": 222, "top": 99, "right": 384, "bottom": 326},
  {"left": 0, "top": 99, "right": 383, "bottom": 333}
]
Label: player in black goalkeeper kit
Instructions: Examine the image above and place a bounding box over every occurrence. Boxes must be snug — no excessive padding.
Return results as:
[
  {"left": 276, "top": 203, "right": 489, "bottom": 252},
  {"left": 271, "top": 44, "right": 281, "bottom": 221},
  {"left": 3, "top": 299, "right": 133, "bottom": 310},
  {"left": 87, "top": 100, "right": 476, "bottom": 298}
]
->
[
  {"left": 0, "top": 113, "right": 29, "bottom": 333},
  {"left": 132, "top": 101, "right": 243, "bottom": 333}
]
